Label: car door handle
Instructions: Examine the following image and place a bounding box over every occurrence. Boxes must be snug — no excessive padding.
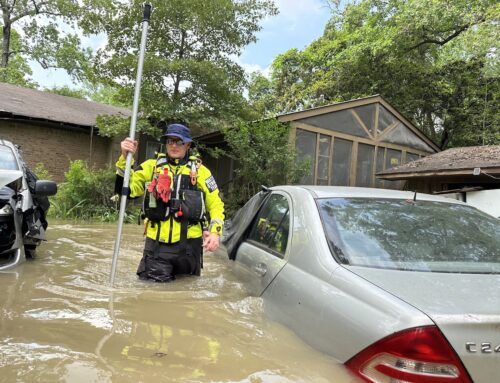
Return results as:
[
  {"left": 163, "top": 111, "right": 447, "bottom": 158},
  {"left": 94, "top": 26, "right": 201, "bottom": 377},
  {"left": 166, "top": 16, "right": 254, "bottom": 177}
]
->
[{"left": 253, "top": 262, "right": 267, "bottom": 277}]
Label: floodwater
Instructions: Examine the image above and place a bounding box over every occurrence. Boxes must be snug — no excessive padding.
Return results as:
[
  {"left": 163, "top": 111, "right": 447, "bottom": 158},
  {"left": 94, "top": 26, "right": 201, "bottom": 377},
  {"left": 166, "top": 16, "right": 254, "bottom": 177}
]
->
[{"left": 0, "top": 222, "right": 357, "bottom": 383}]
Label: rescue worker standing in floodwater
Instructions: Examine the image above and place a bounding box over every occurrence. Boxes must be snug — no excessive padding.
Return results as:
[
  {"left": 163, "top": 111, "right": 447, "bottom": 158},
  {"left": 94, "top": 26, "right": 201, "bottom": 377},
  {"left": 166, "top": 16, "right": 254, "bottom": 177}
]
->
[{"left": 115, "top": 123, "right": 224, "bottom": 282}]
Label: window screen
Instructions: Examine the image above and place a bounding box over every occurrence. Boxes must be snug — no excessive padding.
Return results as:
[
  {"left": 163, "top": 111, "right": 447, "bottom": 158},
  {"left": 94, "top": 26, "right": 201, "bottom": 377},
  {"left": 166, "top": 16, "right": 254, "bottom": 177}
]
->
[
  {"left": 378, "top": 105, "right": 397, "bottom": 133},
  {"left": 375, "top": 147, "right": 385, "bottom": 188},
  {"left": 356, "top": 144, "right": 375, "bottom": 187},
  {"left": 382, "top": 123, "right": 435, "bottom": 153},
  {"left": 295, "top": 129, "right": 317, "bottom": 184},
  {"left": 331, "top": 139, "right": 352, "bottom": 186},
  {"left": 298, "top": 109, "right": 369, "bottom": 138},
  {"left": 353, "top": 104, "right": 376, "bottom": 136},
  {"left": 385, "top": 149, "right": 403, "bottom": 190},
  {"left": 317, "top": 134, "right": 331, "bottom": 185},
  {"left": 385, "top": 149, "right": 402, "bottom": 169},
  {"left": 406, "top": 152, "right": 420, "bottom": 163},
  {"left": 248, "top": 194, "right": 290, "bottom": 258}
]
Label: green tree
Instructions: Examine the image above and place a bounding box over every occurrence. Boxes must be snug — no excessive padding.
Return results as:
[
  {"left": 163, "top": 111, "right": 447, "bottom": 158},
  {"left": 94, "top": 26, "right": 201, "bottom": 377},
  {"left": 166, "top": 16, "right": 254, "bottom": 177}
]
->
[
  {"left": 247, "top": 71, "right": 277, "bottom": 117},
  {"left": 223, "top": 119, "right": 308, "bottom": 214},
  {"left": 0, "top": 0, "right": 112, "bottom": 84},
  {"left": 257, "top": 0, "right": 499, "bottom": 148},
  {"left": 94, "top": 0, "right": 277, "bottom": 136},
  {"left": 0, "top": 28, "right": 34, "bottom": 86},
  {"left": 86, "top": 83, "right": 131, "bottom": 108},
  {"left": 44, "top": 85, "right": 87, "bottom": 99}
]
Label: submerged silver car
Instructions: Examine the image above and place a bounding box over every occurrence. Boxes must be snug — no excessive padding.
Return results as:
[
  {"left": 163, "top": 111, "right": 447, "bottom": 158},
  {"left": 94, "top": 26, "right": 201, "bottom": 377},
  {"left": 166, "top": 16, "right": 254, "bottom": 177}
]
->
[
  {"left": 0, "top": 139, "right": 57, "bottom": 270},
  {"left": 224, "top": 186, "right": 500, "bottom": 383}
]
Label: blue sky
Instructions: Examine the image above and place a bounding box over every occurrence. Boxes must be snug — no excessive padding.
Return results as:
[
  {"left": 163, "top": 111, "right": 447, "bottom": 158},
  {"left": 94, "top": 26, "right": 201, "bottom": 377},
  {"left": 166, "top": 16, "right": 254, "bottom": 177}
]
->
[
  {"left": 238, "top": 0, "right": 332, "bottom": 74},
  {"left": 31, "top": 0, "right": 333, "bottom": 89}
]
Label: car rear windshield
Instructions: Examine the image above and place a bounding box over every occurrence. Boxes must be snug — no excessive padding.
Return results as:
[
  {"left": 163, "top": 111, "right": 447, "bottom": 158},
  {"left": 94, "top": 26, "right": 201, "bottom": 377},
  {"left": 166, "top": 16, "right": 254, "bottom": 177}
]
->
[
  {"left": 318, "top": 198, "right": 500, "bottom": 273},
  {"left": 0, "top": 145, "right": 19, "bottom": 170}
]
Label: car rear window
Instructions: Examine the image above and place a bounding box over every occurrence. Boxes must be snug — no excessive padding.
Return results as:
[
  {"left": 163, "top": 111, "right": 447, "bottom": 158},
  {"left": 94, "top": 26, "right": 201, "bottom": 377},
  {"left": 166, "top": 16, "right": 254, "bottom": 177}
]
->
[
  {"left": 318, "top": 198, "right": 500, "bottom": 273},
  {"left": 0, "top": 145, "right": 19, "bottom": 170}
]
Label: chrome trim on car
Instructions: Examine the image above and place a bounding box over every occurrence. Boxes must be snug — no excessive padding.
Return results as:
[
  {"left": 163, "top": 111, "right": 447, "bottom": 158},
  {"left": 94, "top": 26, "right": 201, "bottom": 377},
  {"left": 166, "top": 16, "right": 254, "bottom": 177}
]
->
[{"left": 465, "top": 342, "right": 500, "bottom": 353}]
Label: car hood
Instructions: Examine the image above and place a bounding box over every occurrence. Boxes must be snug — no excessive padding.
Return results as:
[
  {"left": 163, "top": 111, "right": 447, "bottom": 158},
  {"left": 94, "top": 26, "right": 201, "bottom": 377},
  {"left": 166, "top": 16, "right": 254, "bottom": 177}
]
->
[
  {"left": 0, "top": 170, "right": 23, "bottom": 188},
  {"left": 347, "top": 266, "right": 500, "bottom": 383}
]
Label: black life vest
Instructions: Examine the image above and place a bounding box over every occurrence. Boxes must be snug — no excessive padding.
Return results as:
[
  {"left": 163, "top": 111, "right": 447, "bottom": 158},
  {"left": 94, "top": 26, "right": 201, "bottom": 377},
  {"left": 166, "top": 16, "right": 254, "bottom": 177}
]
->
[{"left": 142, "top": 157, "right": 206, "bottom": 224}]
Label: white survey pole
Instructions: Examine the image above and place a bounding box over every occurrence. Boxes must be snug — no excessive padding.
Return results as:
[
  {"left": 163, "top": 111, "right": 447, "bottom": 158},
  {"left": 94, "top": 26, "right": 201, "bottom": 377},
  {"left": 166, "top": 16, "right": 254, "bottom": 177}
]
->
[{"left": 110, "top": 3, "right": 152, "bottom": 285}]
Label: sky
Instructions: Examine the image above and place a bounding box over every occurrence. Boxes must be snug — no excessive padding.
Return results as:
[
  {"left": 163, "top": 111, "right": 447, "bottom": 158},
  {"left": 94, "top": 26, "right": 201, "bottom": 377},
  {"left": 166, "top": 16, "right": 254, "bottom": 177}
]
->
[
  {"left": 238, "top": 0, "right": 332, "bottom": 74},
  {"left": 30, "top": 0, "right": 333, "bottom": 90}
]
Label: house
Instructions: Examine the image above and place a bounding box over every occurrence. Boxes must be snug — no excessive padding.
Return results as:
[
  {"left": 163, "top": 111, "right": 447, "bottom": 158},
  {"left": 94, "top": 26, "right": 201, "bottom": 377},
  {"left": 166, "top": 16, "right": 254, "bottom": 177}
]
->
[
  {"left": 197, "top": 95, "right": 439, "bottom": 191},
  {"left": 377, "top": 145, "right": 500, "bottom": 217},
  {"left": 0, "top": 82, "right": 131, "bottom": 182}
]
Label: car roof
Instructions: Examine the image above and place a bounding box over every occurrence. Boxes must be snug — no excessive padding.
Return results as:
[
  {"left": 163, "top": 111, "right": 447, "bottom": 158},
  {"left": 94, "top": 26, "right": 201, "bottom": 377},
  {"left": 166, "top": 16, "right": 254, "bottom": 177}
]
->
[{"left": 271, "top": 185, "right": 465, "bottom": 205}]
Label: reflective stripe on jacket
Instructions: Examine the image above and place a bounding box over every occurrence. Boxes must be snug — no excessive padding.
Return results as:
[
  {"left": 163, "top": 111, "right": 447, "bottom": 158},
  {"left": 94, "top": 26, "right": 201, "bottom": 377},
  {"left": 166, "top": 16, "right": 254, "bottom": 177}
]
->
[{"left": 116, "top": 154, "right": 224, "bottom": 243}]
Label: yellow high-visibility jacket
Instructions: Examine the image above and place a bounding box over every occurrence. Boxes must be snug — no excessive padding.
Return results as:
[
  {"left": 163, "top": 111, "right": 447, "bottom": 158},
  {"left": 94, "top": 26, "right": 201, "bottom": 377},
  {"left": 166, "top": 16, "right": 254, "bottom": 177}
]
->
[{"left": 116, "top": 154, "right": 224, "bottom": 243}]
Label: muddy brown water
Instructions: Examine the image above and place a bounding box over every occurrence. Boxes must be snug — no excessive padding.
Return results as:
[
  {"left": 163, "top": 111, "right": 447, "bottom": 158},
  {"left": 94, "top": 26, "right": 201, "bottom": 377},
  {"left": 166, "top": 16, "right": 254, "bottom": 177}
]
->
[{"left": 0, "top": 222, "right": 357, "bottom": 383}]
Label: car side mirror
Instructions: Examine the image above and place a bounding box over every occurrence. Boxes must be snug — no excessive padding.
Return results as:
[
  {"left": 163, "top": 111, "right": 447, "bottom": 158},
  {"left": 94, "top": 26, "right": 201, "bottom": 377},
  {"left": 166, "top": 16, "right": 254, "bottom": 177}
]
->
[{"left": 35, "top": 180, "right": 58, "bottom": 196}]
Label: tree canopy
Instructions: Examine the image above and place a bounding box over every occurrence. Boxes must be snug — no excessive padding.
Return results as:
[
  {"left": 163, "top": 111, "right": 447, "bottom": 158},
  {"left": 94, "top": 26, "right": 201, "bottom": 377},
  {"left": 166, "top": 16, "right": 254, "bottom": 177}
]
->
[
  {"left": 0, "top": 0, "right": 111, "bottom": 84},
  {"left": 93, "top": 0, "right": 277, "bottom": 136},
  {"left": 1, "top": 1, "right": 497, "bottom": 148},
  {"left": 0, "top": 28, "right": 34, "bottom": 86},
  {"left": 222, "top": 118, "right": 309, "bottom": 214},
  {"left": 249, "top": 0, "right": 499, "bottom": 148}
]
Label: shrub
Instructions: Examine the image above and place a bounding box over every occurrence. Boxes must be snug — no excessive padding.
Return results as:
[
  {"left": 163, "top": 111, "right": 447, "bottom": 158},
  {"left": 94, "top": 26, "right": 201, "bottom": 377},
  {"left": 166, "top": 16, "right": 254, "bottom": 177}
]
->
[
  {"left": 33, "top": 162, "right": 53, "bottom": 180},
  {"left": 222, "top": 119, "right": 309, "bottom": 217},
  {"left": 49, "top": 160, "right": 140, "bottom": 222}
]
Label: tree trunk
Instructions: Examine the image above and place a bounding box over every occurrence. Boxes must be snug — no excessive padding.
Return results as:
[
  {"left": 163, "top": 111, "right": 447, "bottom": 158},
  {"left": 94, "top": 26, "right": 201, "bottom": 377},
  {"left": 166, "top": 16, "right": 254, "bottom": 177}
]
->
[
  {"left": 172, "top": 30, "right": 186, "bottom": 113},
  {"left": 1, "top": 23, "right": 10, "bottom": 67}
]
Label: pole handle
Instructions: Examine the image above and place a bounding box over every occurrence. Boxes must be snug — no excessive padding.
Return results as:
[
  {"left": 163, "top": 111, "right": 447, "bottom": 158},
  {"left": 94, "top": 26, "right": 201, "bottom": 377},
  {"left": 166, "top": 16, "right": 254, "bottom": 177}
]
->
[
  {"left": 143, "top": 3, "right": 152, "bottom": 21},
  {"left": 110, "top": 3, "right": 152, "bottom": 285}
]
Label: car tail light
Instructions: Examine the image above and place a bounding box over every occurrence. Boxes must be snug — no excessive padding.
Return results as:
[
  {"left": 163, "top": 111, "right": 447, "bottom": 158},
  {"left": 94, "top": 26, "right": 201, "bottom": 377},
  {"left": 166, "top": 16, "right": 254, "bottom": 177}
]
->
[{"left": 345, "top": 326, "right": 472, "bottom": 383}]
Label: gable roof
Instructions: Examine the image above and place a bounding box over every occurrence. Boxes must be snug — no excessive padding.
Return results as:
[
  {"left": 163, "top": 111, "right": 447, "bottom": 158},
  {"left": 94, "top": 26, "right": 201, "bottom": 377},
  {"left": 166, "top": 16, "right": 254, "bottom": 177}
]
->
[
  {"left": 377, "top": 145, "right": 500, "bottom": 180},
  {"left": 276, "top": 95, "right": 440, "bottom": 153},
  {"left": 0, "top": 82, "right": 130, "bottom": 127}
]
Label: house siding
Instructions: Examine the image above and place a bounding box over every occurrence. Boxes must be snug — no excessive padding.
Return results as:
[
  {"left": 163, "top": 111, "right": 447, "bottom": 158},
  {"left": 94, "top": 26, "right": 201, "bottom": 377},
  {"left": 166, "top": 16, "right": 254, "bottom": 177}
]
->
[{"left": 0, "top": 120, "right": 114, "bottom": 182}]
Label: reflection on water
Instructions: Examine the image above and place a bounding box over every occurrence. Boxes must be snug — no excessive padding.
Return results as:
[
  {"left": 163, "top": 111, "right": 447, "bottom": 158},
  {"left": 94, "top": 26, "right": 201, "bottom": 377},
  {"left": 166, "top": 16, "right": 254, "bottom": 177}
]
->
[{"left": 0, "top": 222, "right": 355, "bottom": 382}]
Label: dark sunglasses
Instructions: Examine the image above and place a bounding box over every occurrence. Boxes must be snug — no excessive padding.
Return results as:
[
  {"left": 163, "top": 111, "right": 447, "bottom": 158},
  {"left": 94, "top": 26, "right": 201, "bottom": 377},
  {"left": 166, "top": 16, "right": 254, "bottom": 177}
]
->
[{"left": 166, "top": 138, "right": 186, "bottom": 146}]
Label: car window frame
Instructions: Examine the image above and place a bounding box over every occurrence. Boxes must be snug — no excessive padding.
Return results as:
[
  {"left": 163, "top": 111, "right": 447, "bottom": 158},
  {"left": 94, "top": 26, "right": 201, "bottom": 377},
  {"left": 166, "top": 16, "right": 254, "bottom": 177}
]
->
[
  {"left": 245, "top": 191, "right": 292, "bottom": 260},
  {"left": 0, "top": 144, "right": 20, "bottom": 171}
]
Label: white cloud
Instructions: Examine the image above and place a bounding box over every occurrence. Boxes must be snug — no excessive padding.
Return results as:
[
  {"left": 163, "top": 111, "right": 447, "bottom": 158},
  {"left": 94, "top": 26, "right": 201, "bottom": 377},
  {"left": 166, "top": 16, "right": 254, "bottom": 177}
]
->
[
  {"left": 240, "top": 62, "right": 266, "bottom": 74},
  {"left": 231, "top": 54, "right": 272, "bottom": 78}
]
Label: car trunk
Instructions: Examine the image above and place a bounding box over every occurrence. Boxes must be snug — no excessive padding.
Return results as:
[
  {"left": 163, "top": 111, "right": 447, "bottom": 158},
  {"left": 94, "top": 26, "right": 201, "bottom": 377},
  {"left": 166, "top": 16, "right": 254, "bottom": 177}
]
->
[{"left": 347, "top": 267, "right": 500, "bottom": 383}]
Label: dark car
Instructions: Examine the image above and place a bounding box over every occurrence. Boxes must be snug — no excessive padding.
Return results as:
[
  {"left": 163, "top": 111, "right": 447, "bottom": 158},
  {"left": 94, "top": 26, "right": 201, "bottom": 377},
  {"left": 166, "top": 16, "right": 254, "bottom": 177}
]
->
[{"left": 0, "top": 139, "right": 57, "bottom": 270}]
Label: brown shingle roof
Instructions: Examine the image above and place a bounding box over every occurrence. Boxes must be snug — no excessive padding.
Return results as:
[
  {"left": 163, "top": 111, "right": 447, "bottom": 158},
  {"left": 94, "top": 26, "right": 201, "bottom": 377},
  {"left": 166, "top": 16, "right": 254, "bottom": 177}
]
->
[
  {"left": 378, "top": 145, "right": 500, "bottom": 178},
  {"left": 0, "top": 82, "right": 130, "bottom": 127}
]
